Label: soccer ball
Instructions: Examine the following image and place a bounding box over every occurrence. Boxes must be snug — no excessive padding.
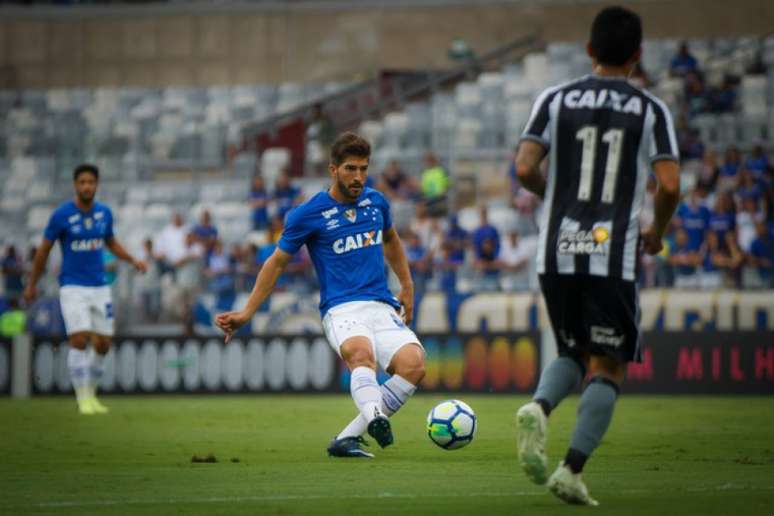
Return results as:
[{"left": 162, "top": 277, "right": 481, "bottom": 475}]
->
[{"left": 426, "top": 399, "right": 477, "bottom": 450}]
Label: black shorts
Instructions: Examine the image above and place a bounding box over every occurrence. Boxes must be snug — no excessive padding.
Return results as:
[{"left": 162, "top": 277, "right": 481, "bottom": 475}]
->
[{"left": 539, "top": 273, "right": 641, "bottom": 364}]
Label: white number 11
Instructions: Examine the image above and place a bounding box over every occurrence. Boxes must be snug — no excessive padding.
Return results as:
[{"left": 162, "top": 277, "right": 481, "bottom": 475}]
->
[{"left": 575, "top": 126, "right": 624, "bottom": 203}]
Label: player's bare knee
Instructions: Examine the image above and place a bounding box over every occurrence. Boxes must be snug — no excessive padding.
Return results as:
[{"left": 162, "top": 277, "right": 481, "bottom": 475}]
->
[
  {"left": 69, "top": 333, "right": 89, "bottom": 350},
  {"left": 346, "top": 353, "right": 376, "bottom": 371},
  {"left": 389, "top": 344, "right": 425, "bottom": 384},
  {"left": 341, "top": 340, "right": 376, "bottom": 370},
  {"left": 93, "top": 335, "right": 111, "bottom": 355},
  {"left": 588, "top": 355, "right": 625, "bottom": 384}
]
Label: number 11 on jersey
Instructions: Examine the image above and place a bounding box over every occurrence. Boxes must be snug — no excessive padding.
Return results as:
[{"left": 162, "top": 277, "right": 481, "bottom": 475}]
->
[{"left": 576, "top": 125, "right": 624, "bottom": 203}]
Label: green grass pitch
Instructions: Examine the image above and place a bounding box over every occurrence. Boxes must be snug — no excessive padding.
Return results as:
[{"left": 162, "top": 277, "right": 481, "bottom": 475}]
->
[{"left": 1, "top": 395, "right": 772, "bottom": 515}]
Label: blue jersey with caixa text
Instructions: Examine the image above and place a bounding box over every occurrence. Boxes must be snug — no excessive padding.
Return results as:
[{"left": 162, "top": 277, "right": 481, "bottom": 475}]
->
[
  {"left": 44, "top": 201, "right": 114, "bottom": 287},
  {"left": 278, "top": 187, "right": 401, "bottom": 317}
]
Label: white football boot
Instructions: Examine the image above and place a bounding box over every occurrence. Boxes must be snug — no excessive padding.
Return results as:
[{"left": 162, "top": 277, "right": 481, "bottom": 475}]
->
[
  {"left": 516, "top": 401, "right": 548, "bottom": 484},
  {"left": 547, "top": 461, "right": 599, "bottom": 506}
]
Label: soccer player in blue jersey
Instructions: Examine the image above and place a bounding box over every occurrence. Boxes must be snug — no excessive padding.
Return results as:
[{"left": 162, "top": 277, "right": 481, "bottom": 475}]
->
[
  {"left": 24, "top": 164, "right": 147, "bottom": 415},
  {"left": 216, "top": 133, "right": 425, "bottom": 457}
]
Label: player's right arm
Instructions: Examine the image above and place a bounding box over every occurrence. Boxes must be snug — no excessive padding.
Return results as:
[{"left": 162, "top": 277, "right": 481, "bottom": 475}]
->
[
  {"left": 24, "top": 207, "right": 64, "bottom": 305},
  {"left": 215, "top": 248, "right": 292, "bottom": 343},
  {"left": 215, "top": 203, "right": 314, "bottom": 342},
  {"left": 23, "top": 238, "right": 54, "bottom": 304}
]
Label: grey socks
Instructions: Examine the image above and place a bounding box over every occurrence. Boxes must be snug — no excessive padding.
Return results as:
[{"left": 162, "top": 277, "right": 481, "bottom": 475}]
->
[
  {"left": 565, "top": 377, "right": 620, "bottom": 473},
  {"left": 533, "top": 356, "right": 584, "bottom": 416}
]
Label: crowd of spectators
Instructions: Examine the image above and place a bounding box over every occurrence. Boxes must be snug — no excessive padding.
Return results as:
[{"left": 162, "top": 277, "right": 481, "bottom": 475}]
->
[
  {"left": 637, "top": 42, "right": 774, "bottom": 289},
  {"left": 1, "top": 40, "right": 772, "bottom": 331}
]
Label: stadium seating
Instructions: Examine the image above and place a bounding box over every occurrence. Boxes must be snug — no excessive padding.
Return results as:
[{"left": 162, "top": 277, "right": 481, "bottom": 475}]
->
[{"left": 1, "top": 35, "right": 772, "bottom": 320}]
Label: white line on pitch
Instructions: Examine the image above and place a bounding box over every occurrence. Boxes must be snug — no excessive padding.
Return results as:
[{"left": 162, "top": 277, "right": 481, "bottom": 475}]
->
[
  {"left": 12, "top": 484, "right": 774, "bottom": 509},
  {"left": 28, "top": 491, "right": 544, "bottom": 509}
]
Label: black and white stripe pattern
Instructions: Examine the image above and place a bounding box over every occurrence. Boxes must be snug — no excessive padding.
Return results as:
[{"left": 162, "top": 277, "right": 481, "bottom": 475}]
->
[{"left": 521, "top": 75, "right": 679, "bottom": 282}]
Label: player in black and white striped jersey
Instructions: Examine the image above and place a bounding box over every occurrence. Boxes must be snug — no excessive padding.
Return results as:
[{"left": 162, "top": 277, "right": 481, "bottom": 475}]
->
[{"left": 513, "top": 6, "right": 681, "bottom": 506}]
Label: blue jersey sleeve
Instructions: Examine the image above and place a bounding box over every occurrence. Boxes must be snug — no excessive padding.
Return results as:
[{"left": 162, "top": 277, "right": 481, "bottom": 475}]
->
[
  {"left": 376, "top": 191, "right": 393, "bottom": 232},
  {"left": 105, "top": 207, "right": 115, "bottom": 240},
  {"left": 43, "top": 209, "right": 64, "bottom": 242},
  {"left": 278, "top": 206, "right": 315, "bottom": 255}
]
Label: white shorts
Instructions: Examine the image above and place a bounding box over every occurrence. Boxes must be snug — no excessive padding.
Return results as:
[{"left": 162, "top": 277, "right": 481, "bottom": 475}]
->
[
  {"left": 59, "top": 285, "right": 114, "bottom": 337},
  {"left": 322, "top": 301, "right": 423, "bottom": 371}
]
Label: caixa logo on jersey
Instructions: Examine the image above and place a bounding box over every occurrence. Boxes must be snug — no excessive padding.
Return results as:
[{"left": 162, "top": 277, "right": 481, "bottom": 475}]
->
[
  {"left": 563, "top": 88, "right": 643, "bottom": 115},
  {"left": 557, "top": 226, "right": 610, "bottom": 255},
  {"left": 332, "top": 230, "right": 383, "bottom": 255},
  {"left": 70, "top": 238, "right": 104, "bottom": 252}
]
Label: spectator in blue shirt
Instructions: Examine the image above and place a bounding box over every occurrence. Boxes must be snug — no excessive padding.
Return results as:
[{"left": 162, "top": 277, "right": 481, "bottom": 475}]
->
[
  {"left": 710, "top": 75, "right": 737, "bottom": 113},
  {"left": 749, "top": 222, "right": 774, "bottom": 287},
  {"left": 684, "top": 71, "right": 709, "bottom": 116},
  {"left": 696, "top": 149, "right": 719, "bottom": 191},
  {"left": 675, "top": 189, "right": 711, "bottom": 251},
  {"left": 377, "top": 160, "right": 417, "bottom": 201},
  {"left": 678, "top": 127, "right": 705, "bottom": 160},
  {"left": 192, "top": 210, "right": 218, "bottom": 254},
  {"left": 249, "top": 176, "right": 269, "bottom": 231},
  {"left": 472, "top": 207, "right": 501, "bottom": 291},
  {"left": 473, "top": 206, "right": 500, "bottom": 259},
  {"left": 737, "top": 169, "right": 762, "bottom": 204},
  {"left": 745, "top": 144, "right": 770, "bottom": 183},
  {"left": 701, "top": 229, "right": 743, "bottom": 289},
  {"left": 1, "top": 245, "right": 24, "bottom": 302},
  {"left": 274, "top": 171, "right": 301, "bottom": 221},
  {"left": 445, "top": 215, "right": 469, "bottom": 264},
  {"left": 205, "top": 240, "right": 236, "bottom": 306},
  {"left": 670, "top": 41, "right": 699, "bottom": 77},
  {"left": 669, "top": 228, "right": 701, "bottom": 288},
  {"left": 708, "top": 192, "right": 737, "bottom": 248},
  {"left": 404, "top": 231, "right": 431, "bottom": 297},
  {"left": 719, "top": 146, "right": 741, "bottom": 187}
]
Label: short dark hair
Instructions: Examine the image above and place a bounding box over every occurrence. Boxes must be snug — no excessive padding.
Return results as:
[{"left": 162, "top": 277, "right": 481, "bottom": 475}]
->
[
  {"left": 590, "top": 6, "right": 642, "bottom": 66},
  {"left": 330, "top": 132, "right": 371, "bottom": 166},
  {"left": 73, "top": 163, "right": 99, "bottom": 181}
]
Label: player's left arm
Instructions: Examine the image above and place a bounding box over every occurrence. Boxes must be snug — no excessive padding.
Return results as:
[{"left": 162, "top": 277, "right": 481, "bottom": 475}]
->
[
  {"left": 514, "top": 140, "right": 548, "bottom": 199},
  {"left": 105, "top": 237, "right": 147, "bottom": 273},
  {"left": 382, "top": 226, "right": 415, "bottom": 325}
]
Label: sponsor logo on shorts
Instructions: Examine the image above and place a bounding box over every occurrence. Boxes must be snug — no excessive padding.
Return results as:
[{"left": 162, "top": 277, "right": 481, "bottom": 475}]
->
[
  {"left": 557, "top": 225, "right": 610, "bottom": 255},
  {"left": 332, "top": 230, "right": 383, "bottom": 254},
  {"left": 590, "top": 325, "right": 624, "bottom": 347}
]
